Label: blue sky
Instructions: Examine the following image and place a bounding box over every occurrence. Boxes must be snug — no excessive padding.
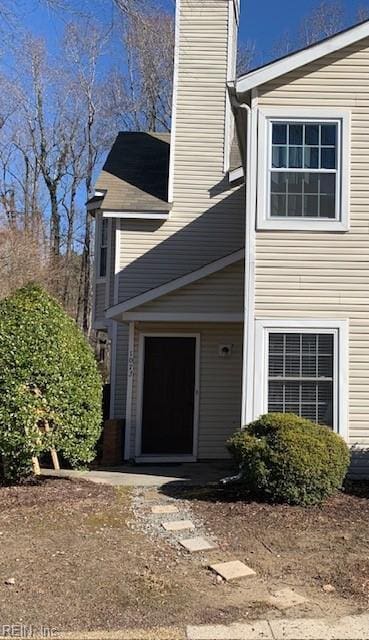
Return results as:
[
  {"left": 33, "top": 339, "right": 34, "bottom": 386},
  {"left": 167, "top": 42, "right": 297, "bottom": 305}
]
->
[
  {"left": 23, "top": 0, "right": 369, "bottom": 67},
  {"left": 239, "top": 0, "right": 368, "bottom": 65}
]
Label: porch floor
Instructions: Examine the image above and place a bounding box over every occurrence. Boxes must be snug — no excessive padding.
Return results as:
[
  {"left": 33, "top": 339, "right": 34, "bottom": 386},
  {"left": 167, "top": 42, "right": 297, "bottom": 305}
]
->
[{"left": 41, "top": 461, "right": 236, "bottom": 488}]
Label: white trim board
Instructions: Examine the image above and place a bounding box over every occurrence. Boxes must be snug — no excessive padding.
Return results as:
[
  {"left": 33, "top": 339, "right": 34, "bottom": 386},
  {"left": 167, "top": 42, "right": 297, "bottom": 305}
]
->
[
  {"left": 229, "top": 166, "right": 244, "bottom": 182},
  {"left": 236, "top": 19, "right": 369, "bottom": 94},
  {"left": 122, "top": 312, "right": 243, "bottom": 322},
  {"left": 106, "top": 249, "right": 245, "bottom": 319},
  {"left": 253, "top": 318, "right": 349, "bottom": 441},
  {"left": 124, "top": 321, "right": 135, "bottom": 460},
  {"left": 102, "top": 211, "right": 169, "bottom": 220},
  {"left": 167, "top": 0, "right": 180, "bottom": 203},
  {"left": 135, "top": 332, "right": 201, "bottom": 460}
]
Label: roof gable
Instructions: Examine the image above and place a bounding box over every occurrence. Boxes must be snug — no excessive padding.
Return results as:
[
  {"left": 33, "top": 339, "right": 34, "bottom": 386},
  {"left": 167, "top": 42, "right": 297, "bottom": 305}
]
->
[
  {"left": 236, "top": 19, "right": 369, "bottom": 94},
  {"left": 106, "top": 249, "right": 244, "bottom": 319}
]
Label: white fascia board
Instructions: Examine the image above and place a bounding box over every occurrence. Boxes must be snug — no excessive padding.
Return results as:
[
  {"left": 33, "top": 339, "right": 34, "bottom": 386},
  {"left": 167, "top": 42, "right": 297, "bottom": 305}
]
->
[
  {"left": 236, "top": 20, "right": 369, "bottom": 94},
  {"left": 102, "top": 211, "right": 169, "bottom": 220},
  {"left": 122, "top": 312, "right": 244, "bottom": 322},
  {"left": 229, "top": 166, "right": 244, "bottom": 182},
  {"left": 106, "top": 248, "right": 245, "bottom": 319}
]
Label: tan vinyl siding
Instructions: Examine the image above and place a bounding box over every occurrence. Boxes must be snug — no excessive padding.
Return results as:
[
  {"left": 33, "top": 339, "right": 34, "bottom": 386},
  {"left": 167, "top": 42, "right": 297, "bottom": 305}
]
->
[
  {"left": 255, "top": 36, "right": 369, "bottom": 448},
  {"left": 117, "top": 0, "right": 245, "bottom": 303},
  {"left": 129, "top": 322, "right": 243, "bottom": 459},
  {"left": 94, "top": 282, "right": 106, "bottom": 324},
  {"left": 132, "top": 260, "right": 244, "bottom": 314}
]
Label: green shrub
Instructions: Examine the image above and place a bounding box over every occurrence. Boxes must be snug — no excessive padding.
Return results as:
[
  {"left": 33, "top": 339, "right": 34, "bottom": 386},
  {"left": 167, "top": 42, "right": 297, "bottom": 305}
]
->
[
  {"left": 227, "top": 413, "right": 350, "bottom": 506},
  {"left": 0, "top": 284, "right": 102, "bottom": 482}
]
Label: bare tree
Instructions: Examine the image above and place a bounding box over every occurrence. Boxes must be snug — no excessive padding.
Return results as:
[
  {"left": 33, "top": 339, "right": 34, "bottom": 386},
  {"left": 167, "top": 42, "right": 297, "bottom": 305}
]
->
[
  {"left": 107, "top": 5, "right": 174, "bottom": 132},
  {"left": 237, "top": 41, "right": 256, "bottom": 76},
  {"left": 63, "top": 21, "right": 113, "bottom": 333},
  {"left": 357, "top": 6, "right": 369, "bottom": 21},
  {"left": 299, "top": 1, "right": 345, "bottom": 46}
]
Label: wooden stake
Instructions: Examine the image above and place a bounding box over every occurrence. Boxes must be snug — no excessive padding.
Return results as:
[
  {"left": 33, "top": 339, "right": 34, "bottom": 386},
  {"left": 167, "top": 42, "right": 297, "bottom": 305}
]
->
[
  {"left": 32, "top": 456, "right": 41, "bottom": 476},
  {"left": 44, "top": 423, "right": 60, "bottom": 470}
]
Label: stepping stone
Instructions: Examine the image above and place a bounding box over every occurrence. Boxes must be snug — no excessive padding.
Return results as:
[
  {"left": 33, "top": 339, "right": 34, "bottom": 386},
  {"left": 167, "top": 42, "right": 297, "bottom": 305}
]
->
[
  {"left": 162, "top": 519, "right": 195, "bottom": 532},
  {"left": 179, "top": 536, "right": 217, "bottom": 553},
  {"left": 267, "top": 587, "right": 308, "bottom": 610},
  {"left": 151, "top": 505, "right": 179, "bottom": 514},
  {"left": 210, "top": 560, "right": 256, "bottom": 581}
]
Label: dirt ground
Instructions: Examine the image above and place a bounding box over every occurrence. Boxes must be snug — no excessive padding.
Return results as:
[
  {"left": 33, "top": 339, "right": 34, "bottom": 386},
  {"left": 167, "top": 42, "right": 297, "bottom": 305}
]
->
[
  {"left": 164, "top": 481, "right": 369, "bottom": 612},
  {"left": 0, "top": 477, "right": 368, "bottom": 634}
]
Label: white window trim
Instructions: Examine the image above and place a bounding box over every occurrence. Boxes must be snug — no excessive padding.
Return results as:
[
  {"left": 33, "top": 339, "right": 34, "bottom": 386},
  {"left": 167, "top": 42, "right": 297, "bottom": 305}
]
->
[
  {"left": 257, "top": 107, "right": 351, "bottom": 232},
  {"left": 254, "top": 318, "right": 348, "bottom": 441}
]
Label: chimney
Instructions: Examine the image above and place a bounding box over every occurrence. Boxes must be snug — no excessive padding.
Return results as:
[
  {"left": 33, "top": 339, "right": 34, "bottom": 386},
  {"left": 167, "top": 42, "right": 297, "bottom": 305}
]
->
[{"left": 168, "top": 0, "right": 240, "bottom": 203}]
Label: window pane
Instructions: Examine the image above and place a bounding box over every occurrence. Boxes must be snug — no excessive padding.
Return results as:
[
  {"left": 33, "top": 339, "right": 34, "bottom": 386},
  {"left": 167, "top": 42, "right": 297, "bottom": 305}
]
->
[
  {"left": 304, "top": 173, "right": 319, "bottom": 194},
  {"left": 318, "top": 355, "right": 333, "bottom": 377},
  {"left": 100, "top": 247, "right": 107, "bottom": 278},
  {"left": 272, "top": 146, "right": 287, "bottom": 168},
  {"left": 288, "top": 173, "right": 304, "bottom": 194},
  {"left": 271, "top": 194, "right": 287, "bottom": 216},
  {"left": 319, "top": 334, "right": 334, "bottom": 353},
  {"left": 287, "top": 194, "right": 303, "bottom": 217},
  {"left": 288, "top": 146, "right": 303, "bottom": 168},
  {"left": 305, "top": 124, "right": 319, "bottom": 145},
  {"left": 272, "top": 123, "right": 287, "bottom": 144},
  {"left": 321, "top": 124, "right": 337, "bottom": 146},
  {"left": 285, "top": 382, "right": 300, "bottom": 403},
  {"left": 321, "top": 147, "right": 336, "bottom": 169},
  {"left": 320, "top": 195, "right": 336, "bottom": 218},
  {"left": 289, "top": 124, "right": 303, "bottom": 145},
  {"left": 301, "top": 382, "right": 317, "bottom": 401},
  {"left": 301, "top": 405, "right": 318, "bottom": 422},
  {"left": 302, "top": 334, "right": 317, "bottom": 353},
  {"left": 271, "top": 172, "right": 288, "bottom": 194},
  {"left": 269, "top": 334, "right": 284, "bottom": 353},
  {"left": 302, "top": 354, "right": 317, "bottom": 377},
  {"left": 304, "top": 147, "right": 319, "bottom": 169},
  {"left": 269, "top": 356, "right": 284, "bottom": 377},
  {"left": 320, "top": 173, "right": 336, "bottom": 195},
  {"left": 318, "top": 382, "right": 333, "bottom": 426},
  {"left": 304, "top": 195, "right": 319, "bottom": 217},
  {"left": 269, "top": 381, "right": 284, "bottom": 403},
  {"left": 286, "top": 334, "right": 300, "bottom": 353},
  {"left": 285, "top": 354, "right": 300, "bottom": 376},
  {"left": 101, "top": 219, "right": 108, "bottom": 246}
]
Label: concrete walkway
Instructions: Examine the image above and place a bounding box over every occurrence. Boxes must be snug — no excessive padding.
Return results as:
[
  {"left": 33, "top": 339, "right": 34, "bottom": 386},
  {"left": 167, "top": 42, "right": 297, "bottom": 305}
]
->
[
  {"left": 41, "top": 461, "right": 235, "bottom": 488},
  {"left": 7, "top": 613, "right": 369, "bottom": 639}
]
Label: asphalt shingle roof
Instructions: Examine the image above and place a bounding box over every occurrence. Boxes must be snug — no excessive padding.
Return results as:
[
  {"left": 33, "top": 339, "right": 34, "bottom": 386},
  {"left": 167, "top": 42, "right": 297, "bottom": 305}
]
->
[{"left": 95, "top": 132, "right": 171, "bottom": 212}]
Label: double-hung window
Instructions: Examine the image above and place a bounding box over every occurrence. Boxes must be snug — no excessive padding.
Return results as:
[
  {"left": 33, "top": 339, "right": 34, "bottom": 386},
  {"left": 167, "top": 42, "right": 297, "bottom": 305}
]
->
[
  {"left": 255, "top": 319, "right": 348, "bottom": 439},
  {"left": 258, "top": 109, "right": 350, "bottom": 231},
  {"left": 98, "top": 217, "right": 108, "bottom": 279}
]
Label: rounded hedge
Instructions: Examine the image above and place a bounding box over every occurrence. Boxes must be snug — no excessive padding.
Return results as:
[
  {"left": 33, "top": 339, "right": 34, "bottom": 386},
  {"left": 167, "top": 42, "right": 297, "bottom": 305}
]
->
[
  {"left": 227, "top": 413, "right": 350, "bottom": 506},
  {"left": 0, "top": 284, "right": 102, "bottom": 482}
]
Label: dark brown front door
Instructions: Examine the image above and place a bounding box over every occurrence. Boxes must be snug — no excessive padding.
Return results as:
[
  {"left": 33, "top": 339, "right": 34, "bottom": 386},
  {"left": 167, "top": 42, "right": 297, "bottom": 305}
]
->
[{"left": 141, "top": 336, "right": 196, "bottom": 455}]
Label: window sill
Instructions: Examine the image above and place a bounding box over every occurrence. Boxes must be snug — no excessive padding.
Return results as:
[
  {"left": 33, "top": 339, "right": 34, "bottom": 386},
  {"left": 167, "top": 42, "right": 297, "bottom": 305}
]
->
[{"left": 257, "top": 218, "right": 349, "bottom": 232}]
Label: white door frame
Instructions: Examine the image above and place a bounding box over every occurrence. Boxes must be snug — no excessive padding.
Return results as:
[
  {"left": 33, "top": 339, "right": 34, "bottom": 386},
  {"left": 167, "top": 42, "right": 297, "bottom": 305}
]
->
[{"left": 135, "top": 332, "right": 201, "bottom": 463}]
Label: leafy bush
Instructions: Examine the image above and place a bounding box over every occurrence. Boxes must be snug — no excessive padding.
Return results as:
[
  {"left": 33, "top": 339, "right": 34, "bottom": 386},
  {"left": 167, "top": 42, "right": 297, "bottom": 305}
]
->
[
  {"left": 0, "top": 284, "right": 102, "bottom": 482},
  {"left": 227, "top": 413, "right": 350, "bottom": 506}
]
